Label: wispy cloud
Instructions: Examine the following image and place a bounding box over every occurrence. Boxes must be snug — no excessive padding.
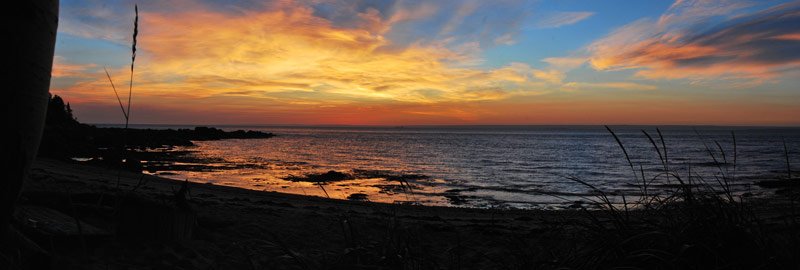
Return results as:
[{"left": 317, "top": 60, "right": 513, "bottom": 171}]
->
[
  {"left": 657, "top": 0, "right": 753, "bottom": 27},
  {"left": 543, "top": 57, "right": 587, "bottom": 70},
  {"left": 564, "top": 82, "right": 657, "bottom": 91},
  {"left": 587, "top": 1, "right": 800, "bottom": 83},
  {"left": 535, "top": 11, "right": 594, "bottom": 28}
]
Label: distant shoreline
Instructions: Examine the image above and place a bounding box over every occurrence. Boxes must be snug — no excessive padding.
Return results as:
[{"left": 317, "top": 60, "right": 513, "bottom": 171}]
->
[{"left": 90, "top": 123, "right": 800, "bottom": 129}]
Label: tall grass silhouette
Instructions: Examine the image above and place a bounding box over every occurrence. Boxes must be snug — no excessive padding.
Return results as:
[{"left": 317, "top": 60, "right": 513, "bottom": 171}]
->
[
  {"left": 555, "top": 126, "right": 800, "bottom": 269},
  {"left": 98, "top": 6, "right": 152, "bottom": 232},
  {"left": 104, "top": 5, "right": 138, "bottom": 191},
  {"left": 105, "top": 4, "right": 137, "bottom": 129}
]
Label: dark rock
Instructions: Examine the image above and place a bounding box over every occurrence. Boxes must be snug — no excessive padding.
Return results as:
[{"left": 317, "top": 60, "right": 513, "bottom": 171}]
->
[
  {"left": 286, "top": 170, "right": 352, "bottom": 183},
  {"left": 347, "top": 193, "right": 369, "bottom": 201},
  {"left": 38, "top": 96, "right": 275, "bottom": 160}
]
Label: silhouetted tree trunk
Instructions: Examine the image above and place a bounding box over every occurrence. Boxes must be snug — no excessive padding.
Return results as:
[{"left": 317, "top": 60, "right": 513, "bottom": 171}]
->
[{"left": 1, "top": 0, "right": 59, "bottom": 235}]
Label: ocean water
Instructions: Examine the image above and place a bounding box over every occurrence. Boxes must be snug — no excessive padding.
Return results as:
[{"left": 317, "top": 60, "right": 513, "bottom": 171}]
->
[{"left": 138, "top": 125, "right": 800, "bottom": 209}]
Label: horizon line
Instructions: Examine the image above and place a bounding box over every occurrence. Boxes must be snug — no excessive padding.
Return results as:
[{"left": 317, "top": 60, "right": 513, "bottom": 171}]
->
[{"left": 89, "top": 123, "right": 800, "bottom": 128}]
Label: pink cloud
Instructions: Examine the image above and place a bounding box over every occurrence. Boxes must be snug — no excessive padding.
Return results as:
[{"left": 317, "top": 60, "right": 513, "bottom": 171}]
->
[{"left": 587, "top": 1, "right": 800, "bottom": 83}]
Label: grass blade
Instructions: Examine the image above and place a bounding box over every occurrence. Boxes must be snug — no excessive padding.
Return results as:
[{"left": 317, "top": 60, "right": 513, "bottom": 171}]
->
[
  {"left": 104, "top": 67, "right": 128, "bottom": 119},
  {"left": 126, "top": 4, "right": 138, "bottom": 128},
  {"left": 642, "top": 130, "right": 665, "bottom": 167},
  {"left": 732, "top": 131, "right": 737, "bottom": 177},
  {"left": 605, "top": 126, "right": 636, "bottom": 180},
  {"left": 715, "top": 140, "right": 727, "bottom": 165},
  {"left": 784, "top": 137, "right": 792, "bottom": 179}
]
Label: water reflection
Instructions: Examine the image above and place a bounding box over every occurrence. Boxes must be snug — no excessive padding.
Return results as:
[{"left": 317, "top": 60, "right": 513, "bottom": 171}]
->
[{"left": 143, "top": 126, "right": 800, "bottom": 209}]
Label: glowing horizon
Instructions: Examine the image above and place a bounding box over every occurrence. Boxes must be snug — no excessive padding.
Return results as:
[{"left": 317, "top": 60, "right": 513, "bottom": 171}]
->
[{"left": 52, "top": 0, "right": 800, "bottom": 125}]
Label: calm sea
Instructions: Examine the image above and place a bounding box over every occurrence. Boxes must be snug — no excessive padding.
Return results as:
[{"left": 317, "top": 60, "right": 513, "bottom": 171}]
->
[{"left": 126, "top": 125, "right": 800, "bottom": 209}]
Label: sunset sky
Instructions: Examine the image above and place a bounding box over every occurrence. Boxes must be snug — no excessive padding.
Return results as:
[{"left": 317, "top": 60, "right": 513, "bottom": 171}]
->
[{"left": 52, "top": 0, "right": 800, "bottom": 125}]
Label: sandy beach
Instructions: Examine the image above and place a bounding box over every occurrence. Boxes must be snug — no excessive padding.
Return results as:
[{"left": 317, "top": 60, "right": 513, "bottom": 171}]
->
[{"left": 23, "top": 158, "right": 593, "bottom": 269}]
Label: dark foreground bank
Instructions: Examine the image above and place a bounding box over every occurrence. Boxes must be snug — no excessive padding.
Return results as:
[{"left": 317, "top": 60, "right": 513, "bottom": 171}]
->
[{"left": 5, "top": 158, "right": 798, "bottom": 269}]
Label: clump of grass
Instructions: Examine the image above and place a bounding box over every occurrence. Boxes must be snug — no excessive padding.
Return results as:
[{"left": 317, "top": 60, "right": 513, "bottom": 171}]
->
[{"left": 558, "top": 126, "right": 800, "bottom": 269}]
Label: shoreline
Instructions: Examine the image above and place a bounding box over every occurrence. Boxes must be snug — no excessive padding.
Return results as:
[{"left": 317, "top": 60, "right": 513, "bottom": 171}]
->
[
  {"left": 29, "top": 158, "right": 567, "bottom": 216},
  {"left": 18, "top": 158, "right": 799, "bottom": 269},
  {"left": 23, "top": 158, "right": 584, "bottom": 268}
]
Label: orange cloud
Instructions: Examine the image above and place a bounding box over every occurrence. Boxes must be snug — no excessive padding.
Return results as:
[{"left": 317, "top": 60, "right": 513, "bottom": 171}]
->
[
  {"left": 51, "top": 56, "right": 96, "bottom": 78},
  {"left": 542, "top": 57, "right": 586, "bottom": 70}
]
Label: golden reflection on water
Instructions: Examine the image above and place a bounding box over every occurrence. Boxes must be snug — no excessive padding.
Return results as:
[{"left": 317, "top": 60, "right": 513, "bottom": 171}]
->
[
  {"left": 142, "top": 141, "right": 455, "bottom": 205},
  {"left": 147, "top": 168, "right": 453, "bottom": 206},
  {"left": 138, "top": 136, "right": 472, "bottom": 206}
]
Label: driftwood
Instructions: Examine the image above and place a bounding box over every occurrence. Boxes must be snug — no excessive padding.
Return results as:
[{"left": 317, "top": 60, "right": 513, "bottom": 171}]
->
[{"left": 14, "top": 205, "right": 109, "bottom": 237}]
